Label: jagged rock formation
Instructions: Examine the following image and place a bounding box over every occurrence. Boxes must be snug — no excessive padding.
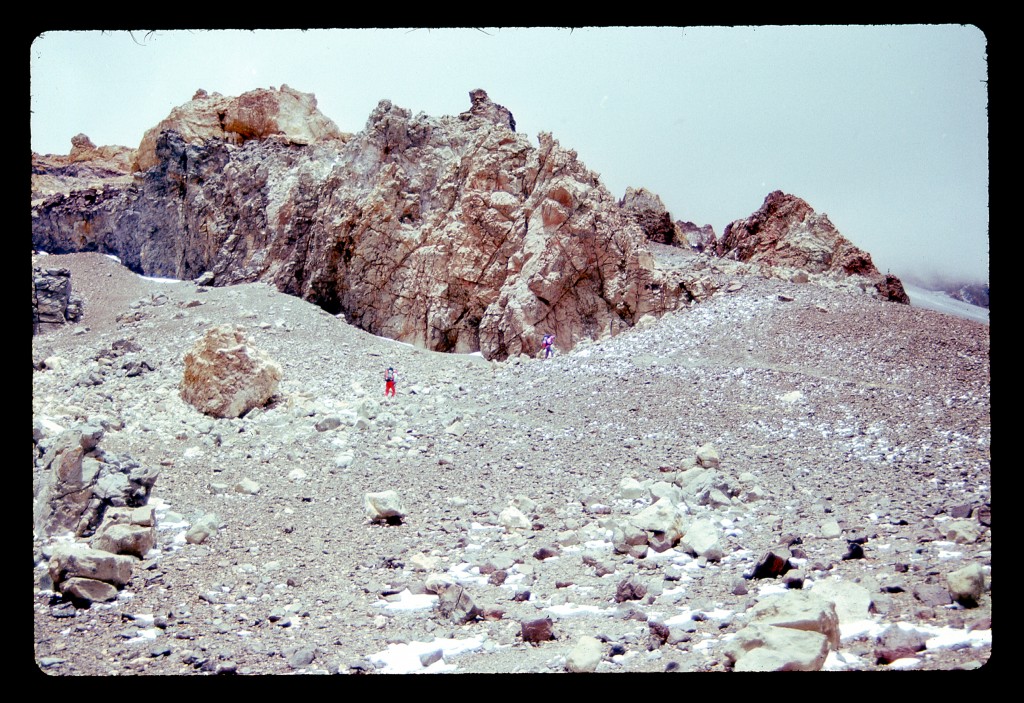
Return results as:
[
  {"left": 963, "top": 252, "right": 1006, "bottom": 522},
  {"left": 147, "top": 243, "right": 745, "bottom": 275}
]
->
[
  {"left": 32, "top": 89, "right": 684, "bottom": 360},
  {"left": 32, "top": 423, "right": 158, "bottom": 539},
  {"left": 32, "top": 267, "right": 83, "bottom": 334},
  {"left": 677, "top": 220, "right": 717, "bottom": 252},
  {"left": 134, "top": 85, "right": 348, "bottom": 172},
  {"left": 459, "top": 88, "right": 516, "bottom": 131},
  {"left": 619, "top": 187, "right": 686, "bottom": 246},
  {"left": 718, "top": 191, "right": 909, "bottom": 303}
]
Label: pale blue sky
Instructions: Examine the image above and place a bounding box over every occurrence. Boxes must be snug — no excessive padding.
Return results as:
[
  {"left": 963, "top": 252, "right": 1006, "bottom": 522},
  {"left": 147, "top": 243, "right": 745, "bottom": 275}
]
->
[{"left": 30, "top": 26, "right": 989, "bottom": 284}]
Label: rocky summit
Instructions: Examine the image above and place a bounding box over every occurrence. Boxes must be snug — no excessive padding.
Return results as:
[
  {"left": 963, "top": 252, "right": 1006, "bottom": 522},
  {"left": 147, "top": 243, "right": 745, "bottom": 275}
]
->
[
  {"left": 33, "top": 88, "right": 902, "bottom": 361},
  {"left": 32, "top": 88, "right": 989, "bottom": 674}
]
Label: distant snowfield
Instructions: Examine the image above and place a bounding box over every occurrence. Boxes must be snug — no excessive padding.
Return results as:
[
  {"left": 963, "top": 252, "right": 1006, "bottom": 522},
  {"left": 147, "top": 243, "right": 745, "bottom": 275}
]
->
[{"left": 902, "top": 284, "right": 989, "bottom": 325}]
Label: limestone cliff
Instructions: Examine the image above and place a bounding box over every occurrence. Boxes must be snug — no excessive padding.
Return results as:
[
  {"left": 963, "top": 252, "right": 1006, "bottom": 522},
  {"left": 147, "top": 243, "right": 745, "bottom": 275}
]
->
[{"left": 31, "top": 89, "right": 683, "bottom": 360}]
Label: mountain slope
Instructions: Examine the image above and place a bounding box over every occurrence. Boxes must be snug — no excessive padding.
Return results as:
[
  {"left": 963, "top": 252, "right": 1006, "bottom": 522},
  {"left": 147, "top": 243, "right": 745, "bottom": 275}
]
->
[{"left": 32, "top": 251, "right": 991, "bottom": 674}]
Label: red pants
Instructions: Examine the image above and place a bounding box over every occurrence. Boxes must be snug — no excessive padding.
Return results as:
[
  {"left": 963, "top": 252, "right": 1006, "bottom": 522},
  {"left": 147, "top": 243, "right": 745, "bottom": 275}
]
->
[{"left": 385, "top": 381, "right": 396, "bottom": 397}]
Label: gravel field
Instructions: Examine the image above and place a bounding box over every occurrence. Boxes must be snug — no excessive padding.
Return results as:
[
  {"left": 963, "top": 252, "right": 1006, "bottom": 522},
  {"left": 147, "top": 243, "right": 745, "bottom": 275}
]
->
[{"left": 32, "top": 251, "right": 991, "bottom": 675}]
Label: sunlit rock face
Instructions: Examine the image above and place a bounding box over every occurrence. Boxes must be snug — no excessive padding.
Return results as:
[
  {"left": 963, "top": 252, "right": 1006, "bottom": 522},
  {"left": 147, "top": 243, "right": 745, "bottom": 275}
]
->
[{"left": 31, "top": 88, "right": 683, "bottom": 360}]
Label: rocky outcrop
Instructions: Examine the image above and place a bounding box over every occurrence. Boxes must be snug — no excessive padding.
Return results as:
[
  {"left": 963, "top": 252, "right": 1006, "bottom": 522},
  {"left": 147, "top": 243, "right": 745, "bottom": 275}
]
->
[
  {"left": 134, "top": 85, "right": 348, "bottom": 172},
  {"left": 677, "top": 220, "right": 716, "bottom": 252},
  {"left": 619, "top": 187, "right": 686, "bottom": 246},
  {"left": 179, "top": 325, "right": 283, "bottom": 419},
  {"left": 32, "top": 134, "right": 136, "bottom": 202},
  {"left": 32, "top": 89, "right": 684, "bottom": 360},
  {"left": 33, "top": 267, "right": 83, "bottom": 334},
  {"left": 459, "top": 88, "right": 516, "bottom": 131},
  {"left": 33, "top": 423, "right": 159, "bottom": 540},
  {"left": 718, "top": 191, "right": 909, "bottom": 303}
]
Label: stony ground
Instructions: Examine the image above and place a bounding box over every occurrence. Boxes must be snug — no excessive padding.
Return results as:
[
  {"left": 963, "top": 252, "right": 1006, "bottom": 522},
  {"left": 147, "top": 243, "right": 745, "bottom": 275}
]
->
[{"left": 32, "top": 250, "right": 991, "bottom": 675}]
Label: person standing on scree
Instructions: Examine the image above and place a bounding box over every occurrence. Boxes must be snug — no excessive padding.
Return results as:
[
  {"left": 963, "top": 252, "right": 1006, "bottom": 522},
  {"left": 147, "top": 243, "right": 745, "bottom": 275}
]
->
[{"left": 384, "top": 367, "right": 397, "bottom": 398}]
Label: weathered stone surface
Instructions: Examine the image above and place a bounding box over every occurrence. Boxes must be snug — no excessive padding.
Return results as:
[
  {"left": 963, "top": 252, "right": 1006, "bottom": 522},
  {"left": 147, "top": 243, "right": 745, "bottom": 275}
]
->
[
  {"left": 620, "top": 187, "right": 686, "bottom": 246},
  {"left": 185, "top": 513, "right": 220, "bottom": 545},
  {"left": 718, "top": 191, "right": 909, "bottom": 303},
  {"left": 747, "top": 590, "right": 841, "bottom": 649},
  {"left": 810, "top": 579, "right": 874, "bottom": 624},
  {"left": 459, "top": 88, "right": 516, "bottom": 131},
  {"left": 48, "top": 543, "right": 135, "bottom": 587},
  {"left": 33, "top": 427, "right": 158, "bottom": 539},
  {"left": 677, "top": 220, "right": 717, "bottom": 252},
  {"left": 436, "top": 584, "right": 481, "bottom": 624},
  {"left": 615, "top": 576, "right": 647, "bottom": 603},
  {"left": 33, "top": 89, "right": 684, "bottom": 361},
  {"left": 944, "top": 519, "right": 981, "bottom": 544},
  {"left": 724, "top": 623, "right": 831, "bottom": 672},
  {"left": 628, "top": 501, "right": 688, "bottom": 544},
  {"left": 59, "top": 576, "right": 120, "bottom": 604},
  {"left": 498, "top": 506, "right": 531, "bottom": 531},
  {"left": 90, "top": 521, "right": 156, "bottom": 559},
  {"left": 566, "top": 635, "right": 603, "bottom": 672},
  {"left": 134, "top": 85, "right": 347, "bottom": 172},
  {"left": 680, "top": 518, "right": 723, "bottom": 561},
  {"left": 521, "top": 617, "right": 555, "bottom": 643},
  {"left": 874, "top": 624, "right": 928, "bottom": 664},
  {"left": 364, "top": 490, "right": 407, "bottom": 523},
  {"left": 33, "top": 267, "right": 83, "bottom": 334},
  {"left": 180, "top": 325, "right": 282, "bottom": 418},
  {"left": 947, "top": 563, "right": 985, "bottom": 607},
  {"left": 32, "top": 134, "right": 136, "bottom": 201}
]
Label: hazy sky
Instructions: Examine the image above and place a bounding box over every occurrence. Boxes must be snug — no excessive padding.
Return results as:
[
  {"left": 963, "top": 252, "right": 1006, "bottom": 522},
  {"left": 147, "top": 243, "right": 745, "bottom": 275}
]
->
[{"left": 29, "top": 26, "right": 989, "bottom": 284}]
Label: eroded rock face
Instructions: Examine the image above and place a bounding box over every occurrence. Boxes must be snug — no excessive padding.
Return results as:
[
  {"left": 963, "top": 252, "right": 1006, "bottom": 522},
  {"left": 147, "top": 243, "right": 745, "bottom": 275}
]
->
[
  {"left": 32, "top": 89, "right": 683, "bottom": 360},
  {"left": 31, "top": 134, "right": 136, "bottom": 202},
  {"left": 134, "top": 85, "right": 347, "bottom": 172},
  {"left": 33, "top": 267, "right": 83, "bottom": 334},
  {"left": 620, "top": 187, "right": 686, "bottom": 246},
  {"left": 718, "top": 191, "right": 908, "bottom": 303},
  {"left": 33, "top": 425, "right": 158, "bottom": 539},
  {"left": 677, "top": 220, "right": 717, "bottom": 252},
  {"left": 180, "top": 325, "right": 283, "bottom": 418}
]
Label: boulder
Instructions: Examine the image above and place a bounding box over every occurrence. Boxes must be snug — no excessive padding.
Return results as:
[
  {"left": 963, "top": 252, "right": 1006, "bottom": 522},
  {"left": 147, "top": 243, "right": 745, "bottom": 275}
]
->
[
  {"left": 566, "top": 636, "right": 603, "bottom": 673},
  {"left": 59, "top": 577, "right": 120, "bottom": 604},
  {"left": 498, "top": 506, "right": 531, "bottom": 531},
  {"left": 48, "top": 543, "right": 135, "bottom": 588},
  {"left": 185, "top": 513, "right": 221, "bottom": 545},
  {"left": 809, "top": 579, "right": 874, "bottom": 624},
  {"left": 680, "top": 518, "right": 723, "bottom": 562},
  {"left": 521, "top": 617, "right": 555, "bottom": 643},
  {"left": 180, "top": 325, "right": 282, "bottom": 419},
  {"left": 90, "top": 521, "right": 155, "bottom": 559},
  {"left": 364, "top": 490, "right": 407, "bottom": 523},
  {"left": 947, "top": 563, "right": 985, "bottom": 607},
  {"left": 724, "top": 623, "right": 831, "bottom": 672},
  {"left": 33, "top": 428, "right": 158, "bottom": 539},
  {"left": 436, "top": 584, "right": 480, "bottom": 624},
  {"left": 746, "top": 591, "right": 841, "bottom": 650}
]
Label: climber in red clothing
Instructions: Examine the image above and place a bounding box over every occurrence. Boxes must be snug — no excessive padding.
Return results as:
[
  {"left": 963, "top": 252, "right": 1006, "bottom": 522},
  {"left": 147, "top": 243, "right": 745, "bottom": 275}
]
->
[{"left": 384, "top": 367, "right": 397, "bottom": 398}]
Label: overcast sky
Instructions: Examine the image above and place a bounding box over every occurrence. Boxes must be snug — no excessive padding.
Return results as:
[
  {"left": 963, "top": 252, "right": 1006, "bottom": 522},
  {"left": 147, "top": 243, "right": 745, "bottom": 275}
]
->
[{"left": 29, "top": 26, "right": 989, "bottom": 285}]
